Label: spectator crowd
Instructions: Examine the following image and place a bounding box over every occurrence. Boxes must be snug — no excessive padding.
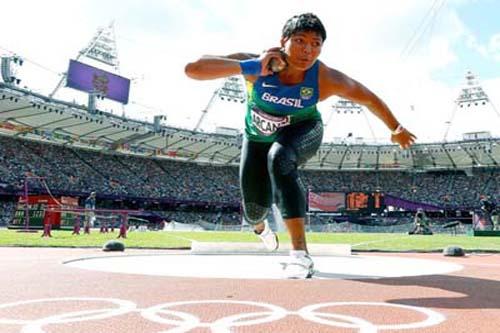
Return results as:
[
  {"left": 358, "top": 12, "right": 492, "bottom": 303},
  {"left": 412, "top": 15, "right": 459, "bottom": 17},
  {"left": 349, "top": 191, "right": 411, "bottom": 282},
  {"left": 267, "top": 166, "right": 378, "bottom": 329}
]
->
[{"left": 0, "top": 135, "right": 498, "bottom": 227}]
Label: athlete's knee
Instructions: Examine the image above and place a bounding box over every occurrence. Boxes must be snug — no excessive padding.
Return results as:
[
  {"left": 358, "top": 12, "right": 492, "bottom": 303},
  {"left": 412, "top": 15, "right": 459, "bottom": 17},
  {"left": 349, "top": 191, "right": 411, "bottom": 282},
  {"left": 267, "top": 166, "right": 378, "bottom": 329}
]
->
[
  {"left": 267, "top": 143, "right": 297, "bottom": 176},
  {"left": 243, "top": 202, "right": 269, "bottom": 224}
]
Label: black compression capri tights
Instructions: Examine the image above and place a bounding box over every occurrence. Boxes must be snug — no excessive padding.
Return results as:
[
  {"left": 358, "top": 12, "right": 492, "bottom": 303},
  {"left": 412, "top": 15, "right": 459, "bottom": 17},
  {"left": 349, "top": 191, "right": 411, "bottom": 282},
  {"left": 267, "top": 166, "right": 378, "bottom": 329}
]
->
[{"left": 240, "top": 119, "right": 323, "bottom": 224}]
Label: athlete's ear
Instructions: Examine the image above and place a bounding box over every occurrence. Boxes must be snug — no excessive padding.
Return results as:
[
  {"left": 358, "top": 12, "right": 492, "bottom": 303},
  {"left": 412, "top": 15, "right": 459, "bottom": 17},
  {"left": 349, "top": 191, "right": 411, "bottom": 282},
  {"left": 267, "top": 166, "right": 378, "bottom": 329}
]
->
[{"left": 280, "top": 37, "right": 289, "bottom": 48}]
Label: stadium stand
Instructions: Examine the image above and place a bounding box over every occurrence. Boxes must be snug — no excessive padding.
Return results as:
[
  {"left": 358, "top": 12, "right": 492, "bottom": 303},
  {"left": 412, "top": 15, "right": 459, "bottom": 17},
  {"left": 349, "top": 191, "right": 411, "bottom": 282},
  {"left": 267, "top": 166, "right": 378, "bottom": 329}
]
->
[{"left": 0, "top": 134, "right": 498, "bottom": 231}]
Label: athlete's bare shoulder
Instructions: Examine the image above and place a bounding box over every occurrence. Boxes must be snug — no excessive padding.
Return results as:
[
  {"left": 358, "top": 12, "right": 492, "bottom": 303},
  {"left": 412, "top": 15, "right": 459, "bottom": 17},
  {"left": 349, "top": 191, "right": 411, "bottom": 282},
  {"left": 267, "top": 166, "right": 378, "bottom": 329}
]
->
[{"left": 318, "top": 61, "right": 357, "bottom": 101}]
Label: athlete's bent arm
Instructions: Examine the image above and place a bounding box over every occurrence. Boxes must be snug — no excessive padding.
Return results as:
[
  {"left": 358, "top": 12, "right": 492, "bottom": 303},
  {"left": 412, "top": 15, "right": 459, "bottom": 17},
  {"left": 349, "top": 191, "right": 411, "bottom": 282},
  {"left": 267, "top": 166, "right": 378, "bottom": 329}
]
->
[
  {"left": 319, "top": 64, "right": 416, "bottom": 149},
  {"left": 185, "top": 56, "right": 242, "bottom": 80},
  {"left": 185, "top": 50, "right": 285, "bottom": 81},
  {"left": 225, "top": 53, "right": 259, "bottom": 60}
]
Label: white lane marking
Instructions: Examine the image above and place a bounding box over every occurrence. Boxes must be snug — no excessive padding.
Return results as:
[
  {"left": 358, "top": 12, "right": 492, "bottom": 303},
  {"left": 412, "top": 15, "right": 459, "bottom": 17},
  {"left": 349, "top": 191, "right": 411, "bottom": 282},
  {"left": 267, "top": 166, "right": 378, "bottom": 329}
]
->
[
  {"left": 299, "top": 301, "right": 446, "bottom": 331},
  {"left": 0, "top": 298, "right": 446, "bottom": 333}
]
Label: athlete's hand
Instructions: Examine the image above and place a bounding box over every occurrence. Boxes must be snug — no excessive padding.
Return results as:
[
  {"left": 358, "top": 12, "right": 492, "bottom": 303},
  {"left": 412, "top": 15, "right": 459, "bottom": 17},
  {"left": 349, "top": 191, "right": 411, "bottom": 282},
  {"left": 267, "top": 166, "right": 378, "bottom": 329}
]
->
[
  {"left": 259, "top": 48, "right": 287, "bottom": 76},
  {"left": 391, "top": 128, "right": 417, "bottom": 149}
]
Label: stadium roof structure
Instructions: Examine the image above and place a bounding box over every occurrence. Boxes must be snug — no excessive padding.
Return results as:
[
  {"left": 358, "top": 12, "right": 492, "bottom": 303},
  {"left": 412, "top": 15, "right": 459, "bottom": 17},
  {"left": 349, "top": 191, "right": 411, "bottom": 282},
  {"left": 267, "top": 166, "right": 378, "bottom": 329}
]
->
[{"left": 1, "top": 82, "right": 499, "bottom": 171}]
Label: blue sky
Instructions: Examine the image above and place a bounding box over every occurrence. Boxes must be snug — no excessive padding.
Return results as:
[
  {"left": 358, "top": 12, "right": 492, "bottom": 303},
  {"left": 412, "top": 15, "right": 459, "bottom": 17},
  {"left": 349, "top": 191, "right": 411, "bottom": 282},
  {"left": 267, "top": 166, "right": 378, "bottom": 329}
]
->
[
  {"left": 459, "top": 0, "right": 498, "bottom": 39},
  {"left": 433, "top": 0, "right": 500, "bottom": 82},
  {"left": 1, "top": 0, "right": 499, "bottom": 143}
]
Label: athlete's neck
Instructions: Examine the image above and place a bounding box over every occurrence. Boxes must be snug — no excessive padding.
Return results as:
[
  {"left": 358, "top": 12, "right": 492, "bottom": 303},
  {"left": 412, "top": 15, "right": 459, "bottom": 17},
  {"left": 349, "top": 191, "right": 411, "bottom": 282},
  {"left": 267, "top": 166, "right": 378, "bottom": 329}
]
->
[{"left": 278, "top": 67, "right": 306, "bottom": 85}]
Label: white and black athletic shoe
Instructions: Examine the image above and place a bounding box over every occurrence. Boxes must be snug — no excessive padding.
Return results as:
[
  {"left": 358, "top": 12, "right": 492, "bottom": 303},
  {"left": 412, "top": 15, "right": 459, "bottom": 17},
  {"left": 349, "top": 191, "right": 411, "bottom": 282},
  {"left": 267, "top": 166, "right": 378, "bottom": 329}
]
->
[{"left": 254, "top": 219, "right": 279, "bottom": 251}]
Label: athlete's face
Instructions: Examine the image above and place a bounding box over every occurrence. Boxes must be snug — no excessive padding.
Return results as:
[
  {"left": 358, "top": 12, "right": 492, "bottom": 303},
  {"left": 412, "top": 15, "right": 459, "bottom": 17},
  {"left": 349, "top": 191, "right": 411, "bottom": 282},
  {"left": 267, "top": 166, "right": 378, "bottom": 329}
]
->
[{"left": 281, "top": 31, "right": 323, "bottom": 71}]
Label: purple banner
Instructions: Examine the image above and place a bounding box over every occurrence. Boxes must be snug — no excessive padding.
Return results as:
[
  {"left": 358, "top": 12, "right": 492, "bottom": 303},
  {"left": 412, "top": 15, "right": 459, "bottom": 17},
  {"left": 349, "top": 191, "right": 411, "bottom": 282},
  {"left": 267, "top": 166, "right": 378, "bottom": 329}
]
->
[
  {"left": 384, "top": 194, "right": 442, "bottom": 211},
  {"left": 66, "top": 59, "right": 130, "bottom": 104}
]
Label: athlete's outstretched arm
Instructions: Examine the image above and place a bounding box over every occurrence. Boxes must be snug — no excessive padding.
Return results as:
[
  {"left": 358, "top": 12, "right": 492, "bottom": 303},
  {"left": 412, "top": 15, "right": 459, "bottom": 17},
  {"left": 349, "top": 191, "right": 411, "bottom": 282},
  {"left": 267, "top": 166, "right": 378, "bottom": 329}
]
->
[
  {"left": 319, "top": 64, "right": 416, "bottom": 149},
  {"left": 185, "top": 50, "right": 285, "bottom": 81}
]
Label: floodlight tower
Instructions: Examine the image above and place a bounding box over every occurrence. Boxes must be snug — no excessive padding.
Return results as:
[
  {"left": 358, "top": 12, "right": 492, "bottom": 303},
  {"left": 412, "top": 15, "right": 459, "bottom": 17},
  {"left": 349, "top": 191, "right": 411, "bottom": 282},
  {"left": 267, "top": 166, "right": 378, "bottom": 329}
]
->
[
  {"left": 332, "top": 99, "right": 363, "bottom": 114},
  {"left": 1, "top": 55, "right": 23, "bottom": 85},
  {"left": 193, "top": 76, "right": 246, "bottom": 132},
  {"left": 49, "top": 21, "right": 121, "bottom": 99},
  {"left": 328, "top": 98, "right": 377, "bottom": 142},
  {"left": 443, "top": 70, "right": 500, "bottom": 141},
  {"left": 456, "top": 71, "right": 490, "bottom": 107}
]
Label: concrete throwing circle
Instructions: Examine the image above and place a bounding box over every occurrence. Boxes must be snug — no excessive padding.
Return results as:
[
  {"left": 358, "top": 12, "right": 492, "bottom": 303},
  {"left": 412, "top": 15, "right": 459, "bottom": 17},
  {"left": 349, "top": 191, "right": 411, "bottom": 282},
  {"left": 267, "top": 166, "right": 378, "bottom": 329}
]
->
[{"left": 64, "top": 254, "right": 463, "bottom": 279}]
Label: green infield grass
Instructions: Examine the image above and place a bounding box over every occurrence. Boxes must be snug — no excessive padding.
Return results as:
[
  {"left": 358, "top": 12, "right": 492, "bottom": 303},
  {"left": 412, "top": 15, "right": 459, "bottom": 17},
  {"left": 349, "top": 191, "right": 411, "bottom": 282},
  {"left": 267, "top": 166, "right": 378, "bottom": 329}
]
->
[{"left": 0, "top": 229, "right": 498, "bottom": 252}]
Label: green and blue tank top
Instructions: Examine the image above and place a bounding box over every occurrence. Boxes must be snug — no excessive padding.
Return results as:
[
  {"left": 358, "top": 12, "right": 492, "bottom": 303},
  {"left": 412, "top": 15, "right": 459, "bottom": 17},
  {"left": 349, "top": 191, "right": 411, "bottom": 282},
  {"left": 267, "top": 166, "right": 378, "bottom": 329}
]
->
[{"left": 244, "top": 60, "right": 322, "bottom": 142}]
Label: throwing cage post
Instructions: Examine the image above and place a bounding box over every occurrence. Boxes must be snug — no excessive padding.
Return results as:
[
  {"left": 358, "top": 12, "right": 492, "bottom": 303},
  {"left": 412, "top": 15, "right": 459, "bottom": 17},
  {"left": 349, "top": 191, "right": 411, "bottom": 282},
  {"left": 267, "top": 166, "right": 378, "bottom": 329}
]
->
[
  {"left": 42, "top": 222, "right": 52, "bottom": 238},
  {"left": 118, "top": 213, "right": 128, "bottom": 239},
  {"left": 72, "top": 215, "right": 81, "bottom": 235},
  {"left": 84, "top": 217, "right": 91, "bottom": 234}
]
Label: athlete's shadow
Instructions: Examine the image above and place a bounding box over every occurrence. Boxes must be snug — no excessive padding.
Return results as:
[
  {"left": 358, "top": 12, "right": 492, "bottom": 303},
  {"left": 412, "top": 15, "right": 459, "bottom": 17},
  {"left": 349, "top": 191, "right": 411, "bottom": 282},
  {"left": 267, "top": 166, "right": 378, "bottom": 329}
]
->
[{"left": 355, "top": 274, "right": 500, "bottom": 309}]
